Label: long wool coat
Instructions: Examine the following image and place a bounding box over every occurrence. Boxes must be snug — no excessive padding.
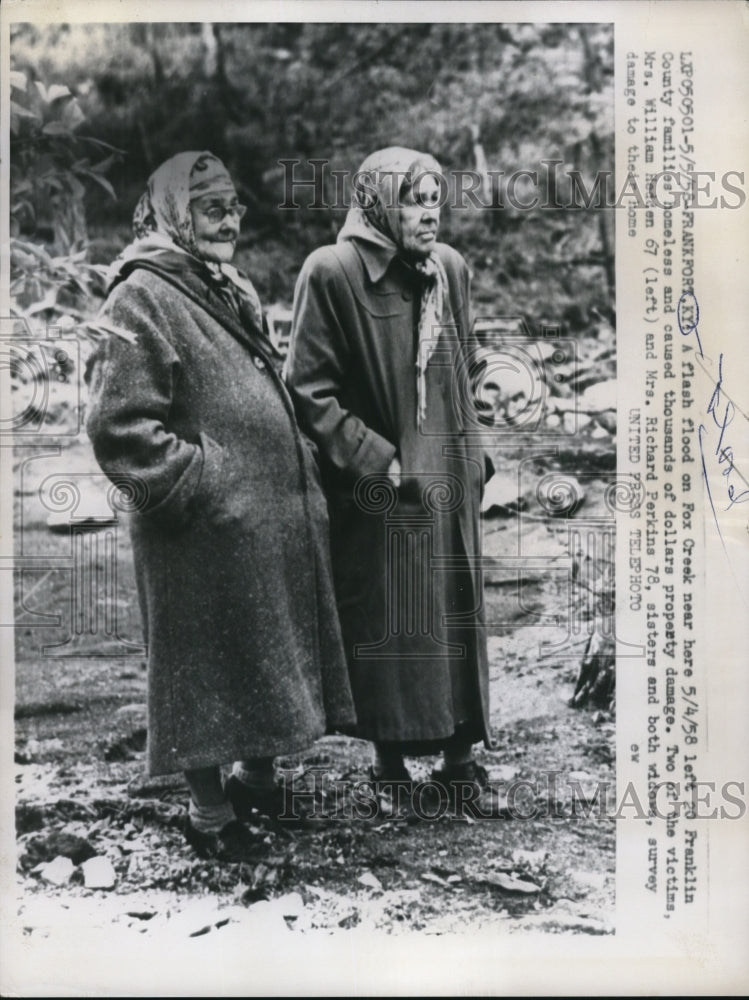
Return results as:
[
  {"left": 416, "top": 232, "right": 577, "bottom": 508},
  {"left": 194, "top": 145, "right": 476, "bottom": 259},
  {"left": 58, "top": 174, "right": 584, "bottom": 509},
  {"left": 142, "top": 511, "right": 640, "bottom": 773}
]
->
[
  {"left": 86, "top": 254, "right": 356, "bottom": 775},
  {"left": 286, "top": 239, "right": 491, "bottom": 747}
]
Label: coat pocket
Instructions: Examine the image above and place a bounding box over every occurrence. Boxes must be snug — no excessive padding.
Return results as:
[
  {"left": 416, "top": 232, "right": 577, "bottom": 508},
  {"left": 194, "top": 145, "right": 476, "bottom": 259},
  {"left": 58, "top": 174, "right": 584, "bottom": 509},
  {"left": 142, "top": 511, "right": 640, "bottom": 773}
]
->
[
  {"left": 138, "top": 432, "right": 226, "bottom": 532},
  {"left": 187, "top": 432, "right": 227, "bottom": 524}
]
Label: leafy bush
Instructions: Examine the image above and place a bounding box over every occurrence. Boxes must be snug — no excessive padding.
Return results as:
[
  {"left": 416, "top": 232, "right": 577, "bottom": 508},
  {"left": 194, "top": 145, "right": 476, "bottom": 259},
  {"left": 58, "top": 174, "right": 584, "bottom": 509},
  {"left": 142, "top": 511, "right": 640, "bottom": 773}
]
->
[{"left": 9, "top": 68, "right": 122, "bottom": 338}]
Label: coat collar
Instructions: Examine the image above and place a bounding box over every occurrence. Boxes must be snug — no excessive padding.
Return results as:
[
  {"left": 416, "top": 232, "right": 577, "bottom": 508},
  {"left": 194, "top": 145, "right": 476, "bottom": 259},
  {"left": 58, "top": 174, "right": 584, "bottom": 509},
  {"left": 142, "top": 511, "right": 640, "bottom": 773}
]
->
[
  {"left": 350, "top": 237, "right": 399, "bottom": 285},
  {"left": 350, "top": 236, "right": 448, "bottom": 288},
  {"left": 116, "top": 255, "right": 282, "bottom": 370}
]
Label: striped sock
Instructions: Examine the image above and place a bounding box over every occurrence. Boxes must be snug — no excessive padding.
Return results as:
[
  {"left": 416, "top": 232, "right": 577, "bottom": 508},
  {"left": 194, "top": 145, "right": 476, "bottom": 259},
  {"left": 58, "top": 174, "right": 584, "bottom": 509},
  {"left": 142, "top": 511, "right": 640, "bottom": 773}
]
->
[{"left": 188, "top": 797, "right": 236, "bottom": 834}]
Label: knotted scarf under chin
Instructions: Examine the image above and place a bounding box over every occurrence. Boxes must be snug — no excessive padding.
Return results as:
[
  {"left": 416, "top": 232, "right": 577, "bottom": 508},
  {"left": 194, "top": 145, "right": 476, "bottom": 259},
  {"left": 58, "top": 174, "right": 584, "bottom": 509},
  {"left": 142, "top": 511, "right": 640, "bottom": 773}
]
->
[
  {"left": 201, "top": 258, "right": 264, "bottom": 332},
  {"left": 338, "top": 208, "right": 452, "bottom": 430}
]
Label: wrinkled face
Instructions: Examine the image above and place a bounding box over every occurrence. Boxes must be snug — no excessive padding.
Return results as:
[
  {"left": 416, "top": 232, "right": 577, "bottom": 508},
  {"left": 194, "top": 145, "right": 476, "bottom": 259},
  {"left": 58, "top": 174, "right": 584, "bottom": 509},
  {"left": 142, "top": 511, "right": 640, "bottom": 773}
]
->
[
  {"left": 398, "top": 173, "right": 441, "bottom": 256},
  {"left": 189, "top": 191, "right": 243, "bottom": 263}
]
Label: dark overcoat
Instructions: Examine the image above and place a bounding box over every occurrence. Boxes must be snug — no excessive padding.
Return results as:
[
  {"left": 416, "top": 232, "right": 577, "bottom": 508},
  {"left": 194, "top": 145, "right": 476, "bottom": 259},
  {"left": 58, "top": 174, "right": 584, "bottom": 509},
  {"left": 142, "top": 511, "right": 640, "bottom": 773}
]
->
[
  {"left": 286, "top": 239, "right": 491, "bottom": 747},
  {"left": 86, "top": 254, "right": 356, "bottom": 775}
]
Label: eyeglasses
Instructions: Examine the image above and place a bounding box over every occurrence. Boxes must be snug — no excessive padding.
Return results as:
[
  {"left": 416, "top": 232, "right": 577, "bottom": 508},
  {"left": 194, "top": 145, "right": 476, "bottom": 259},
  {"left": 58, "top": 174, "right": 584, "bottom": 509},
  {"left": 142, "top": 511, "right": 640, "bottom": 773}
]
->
[{"left": 195, "top": 203, "right": 248, "bottom": 224}]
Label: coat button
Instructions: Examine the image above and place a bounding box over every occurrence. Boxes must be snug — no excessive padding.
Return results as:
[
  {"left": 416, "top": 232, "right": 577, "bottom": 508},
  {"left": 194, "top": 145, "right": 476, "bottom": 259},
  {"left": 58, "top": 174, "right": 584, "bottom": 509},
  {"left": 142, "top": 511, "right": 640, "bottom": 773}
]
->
[
  {"left": 253, "top": 356, "right": 266, "bottom": 370},
  {"left": 401, "top": 291, "right": 411, "bottom": 301}
]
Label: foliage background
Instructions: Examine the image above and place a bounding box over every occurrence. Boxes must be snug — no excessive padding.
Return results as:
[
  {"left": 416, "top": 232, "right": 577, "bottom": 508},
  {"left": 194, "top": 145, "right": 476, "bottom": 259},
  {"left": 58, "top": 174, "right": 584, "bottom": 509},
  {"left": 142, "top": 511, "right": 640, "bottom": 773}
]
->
[{"left": 10, "top": 21, "right": 614, "bottom": 335}]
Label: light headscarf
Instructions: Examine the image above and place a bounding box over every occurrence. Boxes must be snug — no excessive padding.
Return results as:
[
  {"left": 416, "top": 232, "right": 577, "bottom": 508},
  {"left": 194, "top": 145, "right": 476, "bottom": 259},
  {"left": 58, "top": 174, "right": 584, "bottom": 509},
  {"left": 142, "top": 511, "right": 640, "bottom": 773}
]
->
[
  {"left": 338, "top": 146, "right": 451, "bottom": 430},
  {"left": 107, "top": 151, "right": 263, "bottom": 330}
]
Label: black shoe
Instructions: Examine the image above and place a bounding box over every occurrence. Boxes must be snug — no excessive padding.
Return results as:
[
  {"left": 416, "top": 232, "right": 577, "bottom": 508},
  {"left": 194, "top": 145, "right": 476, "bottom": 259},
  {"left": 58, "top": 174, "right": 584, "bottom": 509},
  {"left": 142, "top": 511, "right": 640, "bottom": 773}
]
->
[
  {"left": 430, "top": 760, "right": 505, "bottom": 818},
  {"left": 366, "top": 764, "right": 416, "bottom": 820},
  {"left": 184, "top": 817, "right": 265, "bottom": 862},
  {"left": 224, "top": 773, "right": 289, "bottom": 822}
]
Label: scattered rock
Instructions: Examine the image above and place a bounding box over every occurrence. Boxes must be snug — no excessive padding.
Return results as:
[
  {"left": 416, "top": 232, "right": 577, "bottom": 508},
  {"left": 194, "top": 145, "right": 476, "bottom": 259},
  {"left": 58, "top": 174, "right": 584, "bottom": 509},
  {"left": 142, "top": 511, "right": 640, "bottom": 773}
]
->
[
  {"left": 480, "top": 472, "right": 526, "bottom": 516},
  {"left": 579, "top": 380, "right": 617, "bottom": 413},
  {"left": 39, "top": 856, "right": 75, "bottom": 885},
  {"left": 81, "top": 855, "right": 117, "bottom": 889},
  {"left": 487, "top": 764, "right": 520, "bottom": 783},
  {"left": 512, "top": 848, "right": 548, "bottom": 870},
  {"left": 420, "top": 872, "right": 452, "bottom": 888},
  {"left": 594, "top": 410, "right": 616, "bottom": 434},
  {"left": 483, "top": 871, "right": 542, "bottom": 894},
  {"left": 564, "top": 411, "right": 591, "bottom": 434},
  {"left": 357, "top": 871, "right": 383, "bottom": 891}
]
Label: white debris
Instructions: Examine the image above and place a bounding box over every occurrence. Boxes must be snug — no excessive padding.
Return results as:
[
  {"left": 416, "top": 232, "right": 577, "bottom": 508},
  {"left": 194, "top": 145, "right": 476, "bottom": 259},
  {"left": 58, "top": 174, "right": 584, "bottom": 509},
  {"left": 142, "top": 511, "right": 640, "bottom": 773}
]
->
[
  {"left": 81, "top": 855, "right": 117, "bottom": 889},
  {"left": 357, "top": 871, "right": 383, "bottom": 891},
  {"left": 480, "top": 472, "right": 524, "bottom": 515},
  {"left": 39, "top": 856, "right": 75, "bottom": 885}
]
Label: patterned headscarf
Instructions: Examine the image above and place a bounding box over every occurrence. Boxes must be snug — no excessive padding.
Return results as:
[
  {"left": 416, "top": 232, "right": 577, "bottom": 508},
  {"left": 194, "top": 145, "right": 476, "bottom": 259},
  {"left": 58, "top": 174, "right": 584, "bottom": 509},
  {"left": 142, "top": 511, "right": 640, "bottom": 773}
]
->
[
  {"left": 338, "top": 146, "right": 451, "bottom": 430},
  {"left": 108, "top": 151, "right": 263, "bottom": 330}
]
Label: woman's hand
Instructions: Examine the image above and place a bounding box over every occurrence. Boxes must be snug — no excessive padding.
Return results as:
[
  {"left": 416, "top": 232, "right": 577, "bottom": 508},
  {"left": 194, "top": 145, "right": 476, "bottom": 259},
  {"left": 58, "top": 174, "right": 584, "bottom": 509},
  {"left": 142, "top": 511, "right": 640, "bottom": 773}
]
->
[{"left": 387, "top": 456, "right": 402, "bottom": 488}]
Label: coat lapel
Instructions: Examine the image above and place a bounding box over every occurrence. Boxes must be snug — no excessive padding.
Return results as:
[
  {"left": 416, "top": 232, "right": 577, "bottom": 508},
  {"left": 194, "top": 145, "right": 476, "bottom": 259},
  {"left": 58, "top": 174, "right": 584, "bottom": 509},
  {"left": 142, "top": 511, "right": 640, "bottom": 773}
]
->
[
  {"left": 117, "top": 257, "right": 306, "bottom": 431},
  {"left": 118, "top": 256, "right": 280, "bottom": 368}
]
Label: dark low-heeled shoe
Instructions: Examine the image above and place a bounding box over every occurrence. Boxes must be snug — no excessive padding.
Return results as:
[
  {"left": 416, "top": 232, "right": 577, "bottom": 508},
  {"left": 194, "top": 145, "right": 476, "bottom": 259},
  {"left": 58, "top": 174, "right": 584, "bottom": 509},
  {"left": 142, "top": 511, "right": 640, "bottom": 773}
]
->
[
  {"left": 184, "top": 816, "right": 266, "bottom": 862},
  {"left": 430, "top": 760, "right": 506, "bottom": 818},
  {"left": 366, "top": 764, "right": 417, "bottom": 820},
  {"left": 224, "top": 773, "right": 292, "bottom": 822}
]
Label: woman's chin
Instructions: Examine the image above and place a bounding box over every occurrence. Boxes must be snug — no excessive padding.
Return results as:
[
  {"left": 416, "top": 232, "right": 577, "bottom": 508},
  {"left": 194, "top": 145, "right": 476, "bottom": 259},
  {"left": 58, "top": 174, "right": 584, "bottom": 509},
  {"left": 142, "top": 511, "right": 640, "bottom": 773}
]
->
[{"left": 197, "top": 241, "right": 236, "bottom": 264}]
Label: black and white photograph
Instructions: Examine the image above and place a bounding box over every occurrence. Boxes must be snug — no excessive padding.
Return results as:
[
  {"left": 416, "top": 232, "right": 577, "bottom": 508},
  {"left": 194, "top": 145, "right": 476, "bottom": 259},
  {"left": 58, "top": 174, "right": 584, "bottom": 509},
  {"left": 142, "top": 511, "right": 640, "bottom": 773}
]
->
[{"left": 1, "top": 2, "right": 747, "bottom": 995}]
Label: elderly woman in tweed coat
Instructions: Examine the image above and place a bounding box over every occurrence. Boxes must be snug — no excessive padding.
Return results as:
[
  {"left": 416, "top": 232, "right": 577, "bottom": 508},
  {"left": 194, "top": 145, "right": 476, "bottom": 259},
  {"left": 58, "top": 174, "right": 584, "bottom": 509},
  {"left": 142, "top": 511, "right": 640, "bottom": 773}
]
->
[{"left": 86, "top": 151, "right": 355, "bottom": 860}]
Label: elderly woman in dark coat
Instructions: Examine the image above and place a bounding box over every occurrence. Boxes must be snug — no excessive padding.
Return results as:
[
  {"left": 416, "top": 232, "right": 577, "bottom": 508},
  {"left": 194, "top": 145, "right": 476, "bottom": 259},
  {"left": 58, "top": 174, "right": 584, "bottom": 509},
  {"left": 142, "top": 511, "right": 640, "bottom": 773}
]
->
[
  {"left": 86, "top": 151, "right": 355, "bottom": 859},
  {"left": 286, "top": 146, "right": 495, "bottom": 812}
]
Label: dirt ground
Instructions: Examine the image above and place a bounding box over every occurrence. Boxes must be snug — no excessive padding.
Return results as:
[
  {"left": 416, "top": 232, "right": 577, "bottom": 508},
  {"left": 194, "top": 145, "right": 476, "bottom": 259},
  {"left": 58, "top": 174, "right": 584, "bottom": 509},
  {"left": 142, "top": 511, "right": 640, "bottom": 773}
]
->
[{"left": 12, "top": 421, "right": 616, "bottom": 951}]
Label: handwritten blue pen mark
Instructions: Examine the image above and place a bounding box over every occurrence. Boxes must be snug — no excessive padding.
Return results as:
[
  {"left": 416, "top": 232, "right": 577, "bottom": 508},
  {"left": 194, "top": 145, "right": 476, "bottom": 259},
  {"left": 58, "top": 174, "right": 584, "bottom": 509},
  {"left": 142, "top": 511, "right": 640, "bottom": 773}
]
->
[
  {"left": 699, "top": 423, "right": 728, "bottom": 554},
  {"left": 678, "top": 291, "right": 703, "bottom": 359},
  {"left": 699, "top": 349, "right": 749, "bottom": 551}
]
